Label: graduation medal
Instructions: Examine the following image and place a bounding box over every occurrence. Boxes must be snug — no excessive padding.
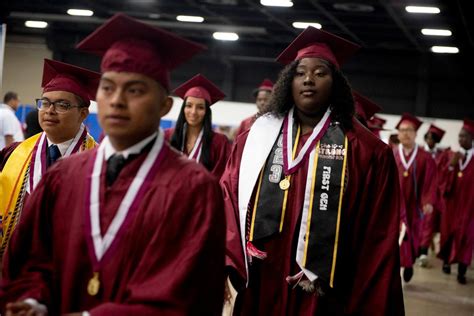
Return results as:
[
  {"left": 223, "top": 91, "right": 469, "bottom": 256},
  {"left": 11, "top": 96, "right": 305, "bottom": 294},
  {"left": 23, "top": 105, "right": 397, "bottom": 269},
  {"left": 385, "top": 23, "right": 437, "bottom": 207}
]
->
[
  {"left": 458, "top": 149, "right": 473, "bottom": 179},
  {"left": 88, "top": 272, "right": 100, "bottom": 296},
  {"left": 458, "top": 171, "right": 463, "bottom": 178},
  {"left": 398, "top": 144, "right": 418, "bottom": 180},
  {"left": 279, "top": 177, "right": 290, "bottom": 190}
]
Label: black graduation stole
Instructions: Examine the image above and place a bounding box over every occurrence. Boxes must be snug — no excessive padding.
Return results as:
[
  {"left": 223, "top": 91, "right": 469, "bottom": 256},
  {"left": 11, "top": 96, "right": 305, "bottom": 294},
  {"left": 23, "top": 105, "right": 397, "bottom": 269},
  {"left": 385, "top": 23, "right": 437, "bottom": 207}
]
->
[{"left": 248, "top": 121, "right": 348, "bottom": 287}]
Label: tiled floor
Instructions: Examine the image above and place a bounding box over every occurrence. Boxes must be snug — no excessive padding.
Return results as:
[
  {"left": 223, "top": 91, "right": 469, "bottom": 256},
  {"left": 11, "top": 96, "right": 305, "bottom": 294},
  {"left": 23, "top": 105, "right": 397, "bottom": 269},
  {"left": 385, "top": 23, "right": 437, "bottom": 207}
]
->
[{"left": 403, "top": 255, "right": 474, "bottom": 316}]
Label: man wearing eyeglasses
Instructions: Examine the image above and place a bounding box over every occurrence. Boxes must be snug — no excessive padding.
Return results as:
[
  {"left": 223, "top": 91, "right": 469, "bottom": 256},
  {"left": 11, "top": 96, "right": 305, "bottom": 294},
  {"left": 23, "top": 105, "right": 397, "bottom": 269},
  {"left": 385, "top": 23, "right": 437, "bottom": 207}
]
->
[{"left": 0, "top": 59, "right": 99, "bottom": 255}]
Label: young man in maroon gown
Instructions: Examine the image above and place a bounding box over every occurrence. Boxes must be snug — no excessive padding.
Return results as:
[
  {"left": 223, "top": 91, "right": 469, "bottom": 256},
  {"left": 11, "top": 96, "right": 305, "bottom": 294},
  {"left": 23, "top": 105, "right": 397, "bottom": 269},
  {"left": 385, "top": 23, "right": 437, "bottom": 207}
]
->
[
  {"left": 438, "top": 119, "right": 474, "bottom": 284},
  {"left": 221, "top": 27, "right": 404, "bottom": 315},
  {"left": 394, "top": 113, "right": 437, "bottom": 282},
  {"left": 0, "top": 13, "right": 225, "bottom": 316},
  {"left": 235, "top": 79, "right": 273, "bottom": 136}
]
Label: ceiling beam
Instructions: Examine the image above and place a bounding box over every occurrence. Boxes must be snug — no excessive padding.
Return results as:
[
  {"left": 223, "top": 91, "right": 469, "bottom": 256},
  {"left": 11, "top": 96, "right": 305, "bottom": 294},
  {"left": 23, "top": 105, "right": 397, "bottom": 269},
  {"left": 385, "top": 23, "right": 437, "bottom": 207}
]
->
[
  {"left": 378, "top": 0, "right": 423, "bottom": 52},
  {"left": 308, "top": 0, "right": 367, "bottom": 47}
]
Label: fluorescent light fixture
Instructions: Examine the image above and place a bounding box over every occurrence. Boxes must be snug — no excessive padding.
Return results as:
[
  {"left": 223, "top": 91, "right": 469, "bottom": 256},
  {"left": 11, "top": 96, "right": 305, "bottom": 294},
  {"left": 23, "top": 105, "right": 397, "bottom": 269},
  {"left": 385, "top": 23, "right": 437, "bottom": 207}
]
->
[
  {"left": 260, "top": 0, "right": 293, "bottom": 7},
  {"left": 25, "top": 20, "right": 48, "bottom": 28},
  {"left": 67, "top": 9, "right": 94, "bottom": 16},
  {"left": 431, "top": 46, "right": 459, "bottom": 54},
  {"left": 421, "top": 28, "right": 452, "bottom": 36},
  {"left": 176, "top": 15, "right": 204, "bottom": 23},
  {"left": 292, "top": 22, "right": 322, "bottom": 29},
  {"left": 213, "top": 32, "right": 239, "bottom": 41},
  {"left": 405, "top": 6, "right": 440, "bottom": 14}
]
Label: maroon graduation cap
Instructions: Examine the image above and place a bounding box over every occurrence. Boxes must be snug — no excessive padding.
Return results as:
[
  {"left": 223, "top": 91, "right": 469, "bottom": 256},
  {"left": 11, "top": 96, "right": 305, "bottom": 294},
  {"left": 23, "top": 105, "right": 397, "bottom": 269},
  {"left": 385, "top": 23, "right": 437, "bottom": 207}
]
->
[
  {"left": 257, "top": 79, "right": 274, "bottom": 91},
  {"left": 353, "top": 91, "right": 382, "bottom": 122},
  {"left": 173, "top": 74, "right": 225, "bottom": 106},
  {"left": 276, "top": 27, "right": 360, "bottom": 68},
  {"left": 396, "top": 113, "right": 423, "bottom": 131},
  {"left": 368, "top": 115, "right": 387, "bottom": 130},
  {"left": 76, "top": 13, "right": 206, "bottom": 91},
  {"left": 427, "top": 124, "right": 446, "bottom": 140},
  {"left": 42, "top": 59, "right": 101, "bottom": 106},
  {"left": 462, "top": 118, "right": 474, "bottom": 136}
]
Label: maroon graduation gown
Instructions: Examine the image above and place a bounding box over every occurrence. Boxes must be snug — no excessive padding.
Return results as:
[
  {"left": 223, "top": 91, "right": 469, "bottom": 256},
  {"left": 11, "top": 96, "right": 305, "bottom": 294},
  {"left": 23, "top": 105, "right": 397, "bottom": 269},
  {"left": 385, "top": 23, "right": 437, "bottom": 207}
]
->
[
  {"left": 0, "top": 143, "right": 226, "bottom": 315},
  {"left": 438, "top": 153, "right": 474, "bottom": 265},
  {"left": 420, "top": 148, "right": 451, "bottom": 248},
  {"left": 235, "top": 115, "right": 256, "bottom": 137},
  {"left": 221, "top": 118, "right": 404, "bottom": 316},
  {"left": 164, "top": 128, "right": 231, "bottom": 179},
  {"left": 0, "top": 142, "right": 21, "bottom": 171},
  {"left": 393, "top": 147, "right": 437, "bottom": 267}
]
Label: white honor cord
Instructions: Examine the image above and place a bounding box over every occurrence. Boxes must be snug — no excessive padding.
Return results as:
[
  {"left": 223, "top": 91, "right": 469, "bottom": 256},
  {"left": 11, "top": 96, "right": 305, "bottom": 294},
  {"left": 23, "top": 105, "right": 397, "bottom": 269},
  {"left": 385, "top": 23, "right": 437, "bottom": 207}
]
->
[{"left": 398, "top": 143, "right": 419, "bottom": 171}]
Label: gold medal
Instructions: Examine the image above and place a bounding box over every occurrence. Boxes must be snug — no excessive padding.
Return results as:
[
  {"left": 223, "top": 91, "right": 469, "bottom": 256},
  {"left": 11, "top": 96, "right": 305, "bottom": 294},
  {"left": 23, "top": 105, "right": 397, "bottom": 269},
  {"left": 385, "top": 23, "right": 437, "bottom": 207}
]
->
[
  {"left": 403, "top": 171, "right": 409, "bottom": 177},
  {"left": 87, "top": 272, "right": 100, "bottom": 296},
  {"left": 279, "top": 178, "right": 290, "bottom": 190},
  {"left": 458, "top": 171, "right": 463, "bottom": 178}
]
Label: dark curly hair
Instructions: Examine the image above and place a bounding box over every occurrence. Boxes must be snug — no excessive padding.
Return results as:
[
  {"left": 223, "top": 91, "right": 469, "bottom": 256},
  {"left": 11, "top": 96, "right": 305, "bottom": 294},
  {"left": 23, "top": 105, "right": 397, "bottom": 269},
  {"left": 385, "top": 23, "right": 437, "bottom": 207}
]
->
[
  {"left": 264, "top": 60, "right": 354, "bottom": 130},
  {"left": 170, "top": 98, "right": 214, "bottom": 170}
]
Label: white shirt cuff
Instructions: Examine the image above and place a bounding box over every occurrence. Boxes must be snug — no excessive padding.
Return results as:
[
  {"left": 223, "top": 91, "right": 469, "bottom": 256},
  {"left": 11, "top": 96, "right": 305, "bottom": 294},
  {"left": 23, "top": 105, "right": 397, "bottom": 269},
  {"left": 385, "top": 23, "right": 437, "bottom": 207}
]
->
[{"left": 23, "top": 298, "right": 48, "bottom": 314}]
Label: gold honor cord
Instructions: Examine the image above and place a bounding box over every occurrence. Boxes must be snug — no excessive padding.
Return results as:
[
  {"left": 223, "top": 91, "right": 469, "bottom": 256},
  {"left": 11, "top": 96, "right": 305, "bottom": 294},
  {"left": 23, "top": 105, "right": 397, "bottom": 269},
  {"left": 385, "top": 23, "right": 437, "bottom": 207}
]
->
[
  {"left": 279, "top": 124, "right": 301, "bottom": 232},
  {"left": 330, "top": 136, "right": 348, "bottom": 288},
  {"left": 249, "top": 168, "right": 265, "bottom": 242},
  {"left": 302, "top": 141, "right": 320, "bottom": 267}
]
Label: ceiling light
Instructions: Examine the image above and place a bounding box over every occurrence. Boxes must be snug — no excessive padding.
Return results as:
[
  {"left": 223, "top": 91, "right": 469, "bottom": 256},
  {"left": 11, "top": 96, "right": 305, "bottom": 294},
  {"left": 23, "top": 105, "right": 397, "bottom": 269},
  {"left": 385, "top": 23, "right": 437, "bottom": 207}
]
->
[
  {"left": 421, "top": 28, "right": 452, "bottom": 36},
  {"left": 292, "top": 22, "right": 322, "bottom": 29},
  {"left": 25, "top": 20, "right": 48, "bottom": 28},
  {"left": 431, "top": 46, "right": 459, "bottom": 54},
  {"left": 213, "top": 32, "right": 239, "bottom": 41},
  {"left": 176, "top": 15, "right": 205, "bottom": 23},
  {"left": 260, "top": 0, "right": 293, "bottom": 8},
  {"left": 67, "top": 9, "right": 94, "bottom": 16},
  {"left": 405, "top": 6, "right": 440, "bottom": 14}
]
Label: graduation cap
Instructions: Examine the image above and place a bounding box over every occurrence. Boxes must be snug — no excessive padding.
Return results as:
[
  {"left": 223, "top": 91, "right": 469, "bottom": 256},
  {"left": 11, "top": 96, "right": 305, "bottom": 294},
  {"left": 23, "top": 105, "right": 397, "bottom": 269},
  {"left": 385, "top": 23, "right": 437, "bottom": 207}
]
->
[
  {"left": 76, "top": 13, "right": 206, "bottom": 91},
  {"left": 173, "top": 74, "right": 225, "bottom": 106},
  {"left": 395, "top": 112, "right": 423, "bottom": 131},
  {"left": 42, "top": 59, "right": 101, "bottom": 107},
  {"left": 462, "top": 118, "right": 474, "bottom": 136},
  {"left": 276, "top": 27, "right": 360, "bottom": 68},
  {"left": 257, "top": 79, "right": 274, "bottom": 91},
  {"left": 368, "top": 115, "right": 387, "bottom": 130},
  {"left": 353, "top": 91, "right": 382, "bottom": 123},
  {"left": 427, "top": 124, "right": 446, "bottom": 140}
]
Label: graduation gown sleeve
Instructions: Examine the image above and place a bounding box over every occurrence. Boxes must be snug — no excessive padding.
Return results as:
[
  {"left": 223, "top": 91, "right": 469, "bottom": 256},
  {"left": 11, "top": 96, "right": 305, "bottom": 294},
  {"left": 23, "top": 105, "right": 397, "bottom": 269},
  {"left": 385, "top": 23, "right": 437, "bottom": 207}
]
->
[{"left": 210, "top": 132, "right": 230, "bottom": 180}]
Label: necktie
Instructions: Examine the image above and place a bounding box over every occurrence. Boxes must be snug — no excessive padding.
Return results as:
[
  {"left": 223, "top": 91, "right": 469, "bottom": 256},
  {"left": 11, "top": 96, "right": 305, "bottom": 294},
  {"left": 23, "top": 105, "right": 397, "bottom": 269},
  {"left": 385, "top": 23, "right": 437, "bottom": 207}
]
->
[
  {"left": 106, "top": 154, "right": 127, "bottom": 186},
  {"left": 47, "top": 145, "right": 61, "bottom": 167}
]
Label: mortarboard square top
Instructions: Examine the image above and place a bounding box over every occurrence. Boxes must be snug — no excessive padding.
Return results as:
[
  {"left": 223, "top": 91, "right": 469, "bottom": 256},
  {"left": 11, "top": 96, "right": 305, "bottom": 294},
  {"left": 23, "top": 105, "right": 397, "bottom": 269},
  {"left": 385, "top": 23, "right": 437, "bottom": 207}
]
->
[
  {"left": 42, "top": 59, "right": 101, "bottom": 107},
  {"left": 463, "top": 118, "right": 474, "bottom": 136},
  {"left": 258, "top": 79, "right": 274, "bottom": 91},
  {"left": 276, "top": 27, "right": 360, "bottom": 68},
  {"left": 427, "top": 124, "right": 445, "bottom": 140},
  {"left": 396, "top": 112, "right": 423, "bottom": 131},
  {"left": 173, "top": 74, "right": 225, "bottom": 106},
  {"left": 353, "top": 91, "right": 382, "bottom": 122},
  {"left": 368, "top": 115, "right": 387, "bottom": 130},
  {"left": 76, "top": 13, "right": 206, "bottom": 91}
]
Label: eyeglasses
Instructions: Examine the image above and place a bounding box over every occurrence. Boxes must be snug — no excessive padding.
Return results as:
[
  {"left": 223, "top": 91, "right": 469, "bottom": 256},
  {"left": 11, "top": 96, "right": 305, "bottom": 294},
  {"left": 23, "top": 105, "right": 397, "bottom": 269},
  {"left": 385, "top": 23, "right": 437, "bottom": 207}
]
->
[{"left": 36, "top": 99, "right": 82, "bottom": 113}]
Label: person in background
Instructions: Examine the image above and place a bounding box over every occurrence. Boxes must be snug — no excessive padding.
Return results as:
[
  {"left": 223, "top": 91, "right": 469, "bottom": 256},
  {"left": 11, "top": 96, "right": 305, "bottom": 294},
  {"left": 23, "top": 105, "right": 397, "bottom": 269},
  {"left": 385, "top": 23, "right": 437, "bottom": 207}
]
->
[
  {"left": 0, "top": 13, "right": 225, "bottom": 315},
  {"left": 0, "top": 59, "right": 99, "bottom": 254},
  {"left": 222, "top": 26, "right": 403, "bottom": 315},
  {"left": 419, "top": 124, "right": 450, "bottom": 267},
  {"left": 353, "top": 91, "right": 381, "bottom": 128},
  {"left": 167, "top": 74, "right": 231, "bottom": 179},
  {"left": 0, "top": 91, "right": 24, "bottom": 150},
  {"left": 235, "top": 79, "right": 273, "bottom": 136},
  {"left": 438, "top": 118, "right": 474, "bottom": 284},
  {"left": 368, "top": 115, "right": 387, "bottom": 139},
  {"left": 394, "top": 113, "right": 437, "bottom": 282},
  {"left": 24, "top": 108, "right": 43, "bottom": 138}
]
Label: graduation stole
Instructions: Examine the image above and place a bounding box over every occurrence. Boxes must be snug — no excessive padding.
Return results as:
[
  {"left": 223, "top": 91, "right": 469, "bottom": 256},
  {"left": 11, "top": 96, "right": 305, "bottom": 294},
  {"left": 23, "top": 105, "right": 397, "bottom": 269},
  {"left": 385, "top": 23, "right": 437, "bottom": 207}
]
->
[
  {"left": 247, "top": 108, "right": 348, "bottom": 288},
  {"left": 397, "top": 143, "right": 418, "bottom": 178},
  {"left": 181, "top": 124, "right": 203, "bottom": 161},
  {"left": 0, "top": 125, "right": 96, "bottom": 257}
]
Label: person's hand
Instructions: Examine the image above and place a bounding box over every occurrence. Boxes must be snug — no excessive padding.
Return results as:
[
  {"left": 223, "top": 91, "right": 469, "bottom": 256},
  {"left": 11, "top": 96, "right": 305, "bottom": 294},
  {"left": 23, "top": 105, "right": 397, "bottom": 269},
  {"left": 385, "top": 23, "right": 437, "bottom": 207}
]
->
[
  {"left": 450, "top": 151, "right": 464, "bottom": 167},
  {"left": 5, "top": 301, "right": 46, "bottom": 316},
  {"left": 423, "top": 204, "right": 433, "bottom": 215}
]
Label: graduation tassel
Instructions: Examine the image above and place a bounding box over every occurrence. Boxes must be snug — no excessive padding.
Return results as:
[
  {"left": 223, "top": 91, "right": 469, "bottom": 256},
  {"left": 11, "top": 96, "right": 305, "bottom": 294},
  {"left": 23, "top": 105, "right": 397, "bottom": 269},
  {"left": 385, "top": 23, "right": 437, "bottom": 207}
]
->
[{"left": 246, "top": 241, "right": 267, "bottom": 261}]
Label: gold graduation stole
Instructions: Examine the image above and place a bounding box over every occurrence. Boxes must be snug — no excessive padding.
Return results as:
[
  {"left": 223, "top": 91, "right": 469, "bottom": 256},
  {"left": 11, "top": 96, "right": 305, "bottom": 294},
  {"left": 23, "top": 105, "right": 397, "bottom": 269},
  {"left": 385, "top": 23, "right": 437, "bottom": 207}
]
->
[
  {"left": 0, "top": 132, "right": 97, "bottom": 257},
  {"left": 248, "top": 122, "right": 348, "bottom": 287}
]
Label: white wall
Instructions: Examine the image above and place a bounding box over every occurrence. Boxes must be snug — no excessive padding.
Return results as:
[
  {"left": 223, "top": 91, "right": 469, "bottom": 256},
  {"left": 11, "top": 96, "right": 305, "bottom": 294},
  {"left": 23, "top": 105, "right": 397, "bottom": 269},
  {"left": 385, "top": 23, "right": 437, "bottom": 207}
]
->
[{"left": 0, "top": 38, "right": 52, "bottom": 105}]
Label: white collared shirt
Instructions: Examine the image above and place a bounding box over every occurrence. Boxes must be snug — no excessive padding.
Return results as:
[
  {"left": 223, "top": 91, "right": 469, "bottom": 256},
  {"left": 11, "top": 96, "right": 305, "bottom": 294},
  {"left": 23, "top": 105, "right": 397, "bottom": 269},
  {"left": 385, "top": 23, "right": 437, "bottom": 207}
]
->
[
  {"left": 47, "top": 137, "right": 75, "bottom": 156},
  {"left": 0, "top": 103, "right": 24, "bottom": 149},
  {"left": 104, "top": 131, "right": 158, "bottom": 161}
]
